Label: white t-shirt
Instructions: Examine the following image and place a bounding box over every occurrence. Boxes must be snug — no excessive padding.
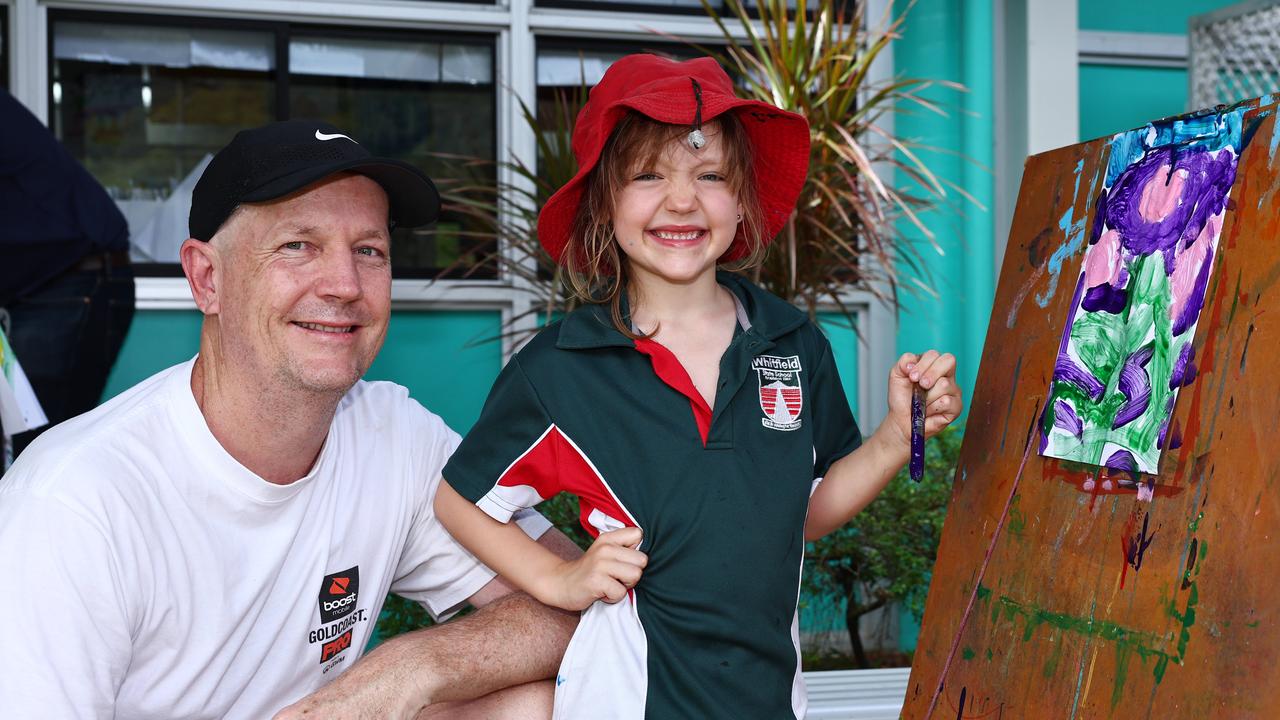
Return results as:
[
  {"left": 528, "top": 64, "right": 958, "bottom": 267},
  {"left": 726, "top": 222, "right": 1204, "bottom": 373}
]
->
[{"left": 0, "top": 358, "right": 549, "bottom": 719}]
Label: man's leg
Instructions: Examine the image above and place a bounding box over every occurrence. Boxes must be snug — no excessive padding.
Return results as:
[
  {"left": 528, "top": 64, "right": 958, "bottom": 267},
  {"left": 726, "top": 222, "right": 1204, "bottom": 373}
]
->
[{"left": 415, "top": 680, "right": 553, "bottom": 720}]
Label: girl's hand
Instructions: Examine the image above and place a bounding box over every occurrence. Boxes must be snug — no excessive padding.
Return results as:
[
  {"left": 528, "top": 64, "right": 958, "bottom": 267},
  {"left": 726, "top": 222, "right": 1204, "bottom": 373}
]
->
[
  {"left": 881, "top": 350, "right": 963, "bottom": 455},
  {"left": 536, "top": 526, "right": 647, "bottom": 611}
]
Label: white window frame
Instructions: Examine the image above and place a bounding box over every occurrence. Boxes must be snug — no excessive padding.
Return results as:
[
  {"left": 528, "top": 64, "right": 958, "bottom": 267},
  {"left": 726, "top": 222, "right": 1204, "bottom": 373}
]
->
[{"left": 7, "top": 0, "right": 893, "bottom": 426}]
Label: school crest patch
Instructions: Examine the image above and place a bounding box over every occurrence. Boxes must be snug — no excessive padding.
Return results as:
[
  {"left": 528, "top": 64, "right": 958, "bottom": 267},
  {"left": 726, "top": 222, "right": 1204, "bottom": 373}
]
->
[{"left": 753, "top": 355, "right": 803, "bottom": 431}]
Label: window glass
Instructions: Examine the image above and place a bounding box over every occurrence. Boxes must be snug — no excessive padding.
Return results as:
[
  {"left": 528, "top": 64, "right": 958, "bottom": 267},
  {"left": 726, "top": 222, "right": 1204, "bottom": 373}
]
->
[
  {"left": 51, "top": 15, "right": 499, "bottom": 278},
  {"left": 289, "top": 34, "right": 496, "bottom": 278},
  {"left": 52, "top": 19, "right": 276, "bottom": 267}
]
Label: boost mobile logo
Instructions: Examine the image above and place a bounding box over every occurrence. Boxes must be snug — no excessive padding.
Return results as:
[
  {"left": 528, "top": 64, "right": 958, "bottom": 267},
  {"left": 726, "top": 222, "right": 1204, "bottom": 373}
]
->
[{"left": 317, "top": 566, "right": 360, "bottom": 624}]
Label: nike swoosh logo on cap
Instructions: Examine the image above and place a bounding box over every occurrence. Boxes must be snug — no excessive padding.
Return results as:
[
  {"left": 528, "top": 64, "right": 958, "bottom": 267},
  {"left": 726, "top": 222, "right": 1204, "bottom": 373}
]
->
[{"left": 315, "top": 130, "right": 355, "bottom": 143}]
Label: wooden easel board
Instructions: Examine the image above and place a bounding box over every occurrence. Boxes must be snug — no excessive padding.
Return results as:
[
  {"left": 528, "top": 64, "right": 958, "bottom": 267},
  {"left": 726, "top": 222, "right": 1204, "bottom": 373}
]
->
[{"left": 903, "top": 96, "right": 1280, "bottom": 718}]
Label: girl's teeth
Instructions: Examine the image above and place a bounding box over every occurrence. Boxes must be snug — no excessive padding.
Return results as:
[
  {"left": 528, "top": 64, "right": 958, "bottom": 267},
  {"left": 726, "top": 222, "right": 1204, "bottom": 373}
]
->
[{"left": 654, "top": 231, "right": 700, "bottom": 241}]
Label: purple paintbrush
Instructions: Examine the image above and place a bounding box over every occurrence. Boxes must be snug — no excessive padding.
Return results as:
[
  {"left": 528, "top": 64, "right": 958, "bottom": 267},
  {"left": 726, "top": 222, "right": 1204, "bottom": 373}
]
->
[{"left": 910, "top": 384, "right": 925, "bottom": 482}]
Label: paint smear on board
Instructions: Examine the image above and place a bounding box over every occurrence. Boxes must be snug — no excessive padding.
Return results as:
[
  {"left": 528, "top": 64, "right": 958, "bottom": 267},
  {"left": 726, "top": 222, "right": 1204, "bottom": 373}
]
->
[{"left": 1040, "top": 109, "right": 1245, "bottom": 473}]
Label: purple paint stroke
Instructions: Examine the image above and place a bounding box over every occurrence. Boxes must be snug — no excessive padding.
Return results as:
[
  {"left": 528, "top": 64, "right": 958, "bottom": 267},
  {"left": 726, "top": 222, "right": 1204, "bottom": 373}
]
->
[
  {"left": 1088, "top": 191, "right": 1108, "bottom": 245},
  {"left": 1055, "top": 354, "right": 1106, "bottom": 402},
  {"left": 1113, "top": 346, "right": 1155, "bottom": 429},
  {"left": 1169, "top": 343, "right": 1198, "bottom": 389},
  {"left": 1106, "top": 449, "right": 1138, "bottom": 472},
  {"left": 1157, "top": 395, "right": 1178, "bottom": 449},
  {"left": 1053, "top": 399, "right": 1084, "bottom": 439},
  {"left": 1105, "top": 147, "right": 1235, "bottom": 257},
  {"left": 1082, "top": 283, "right": 1128, "bottom": 314},
  {"left": 1058, "top": 275, "right": 1088, "bottom": 358},
  {"left": 1177, "top": 152, "right": 1237, "bottom": 250}
]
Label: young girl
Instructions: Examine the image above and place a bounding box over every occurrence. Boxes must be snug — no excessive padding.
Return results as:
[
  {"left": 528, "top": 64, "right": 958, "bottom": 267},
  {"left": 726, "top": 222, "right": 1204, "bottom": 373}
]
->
[{"left": 436, "top": 53, "right": 962, "bottom": 719}]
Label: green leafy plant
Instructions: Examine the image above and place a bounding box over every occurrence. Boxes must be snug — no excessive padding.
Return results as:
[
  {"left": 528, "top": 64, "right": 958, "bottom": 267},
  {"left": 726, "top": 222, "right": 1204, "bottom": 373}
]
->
[
  {"left": 804, "top": 424, "right": 962, "bottom": 667},
  {"left": 683, "top": 0, "right": 968, "bottom": 317},
  {"left": 430, "top": 83, "right": 589, "bottom": 333}
]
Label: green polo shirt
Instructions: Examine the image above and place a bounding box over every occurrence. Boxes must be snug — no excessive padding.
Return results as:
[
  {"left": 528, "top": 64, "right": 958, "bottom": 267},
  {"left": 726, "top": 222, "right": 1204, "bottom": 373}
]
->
[{"left": 443, "top": 271, "right": 860, "bottom": 720}]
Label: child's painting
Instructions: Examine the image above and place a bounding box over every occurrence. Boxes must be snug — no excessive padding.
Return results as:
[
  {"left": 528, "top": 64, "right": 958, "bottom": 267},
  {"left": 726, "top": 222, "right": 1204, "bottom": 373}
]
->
[
  {"left": 1041, "top": 111, "right": 1244, "bottom": 473},
  {"left": 904, "top": 95, "right": 1280, "bottom": 718}
]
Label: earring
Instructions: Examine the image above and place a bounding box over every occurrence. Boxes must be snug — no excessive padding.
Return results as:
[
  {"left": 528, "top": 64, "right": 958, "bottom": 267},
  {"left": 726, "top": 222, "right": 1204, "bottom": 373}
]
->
[{"left": 736, "top": 213, "right": 742, "bottom": 223}]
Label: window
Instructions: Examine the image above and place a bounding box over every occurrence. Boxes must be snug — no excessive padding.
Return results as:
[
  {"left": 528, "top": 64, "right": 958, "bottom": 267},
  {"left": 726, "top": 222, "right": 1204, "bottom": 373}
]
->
[
  {"left": 535, "top": 38, "right": 699, "bottom": 118},
  {"left": 50, "top": 13, "right": 497, "bottom": 278},
  {"left": 288, "top": 32, "right": 495, "bottom": 277},
  {"left": 52, "top": 19, "right": 276, "bottom": 270}
]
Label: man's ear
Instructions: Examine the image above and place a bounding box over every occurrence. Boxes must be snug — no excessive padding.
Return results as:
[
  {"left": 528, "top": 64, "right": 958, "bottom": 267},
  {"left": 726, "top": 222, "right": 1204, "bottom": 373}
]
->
[{"left": 180, "top": 238, "right": 221, "bottom": 315}]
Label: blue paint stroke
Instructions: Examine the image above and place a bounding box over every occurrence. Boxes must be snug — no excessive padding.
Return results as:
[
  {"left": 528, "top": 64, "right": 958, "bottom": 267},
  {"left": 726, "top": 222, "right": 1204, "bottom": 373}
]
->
[{"left": 1035, "top": 160, "right": 1093, "bottom": 308}]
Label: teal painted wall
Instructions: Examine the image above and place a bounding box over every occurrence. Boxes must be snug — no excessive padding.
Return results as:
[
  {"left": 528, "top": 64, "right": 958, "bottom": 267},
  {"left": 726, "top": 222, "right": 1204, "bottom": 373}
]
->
[
  {"left": 104, "top": 309, "right": 504, "bottom": 433},
  {"left": 109, "top": 307, "right": 856, "bottom": 433},
  {"left": 1078, "top": 64, "right": 1189, "bottom": 142},
  {"left": 894, "top": 0, "right": 995, "bottom": 405},
  {"left": 1079, "top": 0, "right": 1234, "bottom": 34},
  {"left": 819, "top": 314, "right": 859, "bottom": 418},
  {"left": 1077, "top": 0, "right": 1242, "bottom": 142}
]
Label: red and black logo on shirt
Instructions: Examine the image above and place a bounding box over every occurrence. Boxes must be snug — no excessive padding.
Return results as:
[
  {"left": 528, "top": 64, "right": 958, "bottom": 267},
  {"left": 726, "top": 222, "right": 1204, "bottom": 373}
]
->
[{"left": 317, "top": 566, "right": 360, "bottom": 624}]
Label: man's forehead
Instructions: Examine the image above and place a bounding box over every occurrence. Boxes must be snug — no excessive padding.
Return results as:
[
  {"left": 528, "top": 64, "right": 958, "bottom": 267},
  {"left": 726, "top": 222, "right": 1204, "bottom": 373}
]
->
[{"left": 215, "top": 193, "right": 390, "bottom": 251}]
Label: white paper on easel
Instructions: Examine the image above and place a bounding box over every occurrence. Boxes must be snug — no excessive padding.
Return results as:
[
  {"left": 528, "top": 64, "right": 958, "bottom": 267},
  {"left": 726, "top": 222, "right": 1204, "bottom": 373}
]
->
[{"left": 0, "top": 329, "right": 48, "bottom": 437}]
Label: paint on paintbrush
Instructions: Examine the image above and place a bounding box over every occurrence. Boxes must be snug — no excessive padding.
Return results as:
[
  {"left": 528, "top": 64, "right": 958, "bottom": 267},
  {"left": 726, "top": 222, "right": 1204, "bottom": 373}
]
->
[{"left": 911, "top": 384, "right": 925, "bottom": 481}]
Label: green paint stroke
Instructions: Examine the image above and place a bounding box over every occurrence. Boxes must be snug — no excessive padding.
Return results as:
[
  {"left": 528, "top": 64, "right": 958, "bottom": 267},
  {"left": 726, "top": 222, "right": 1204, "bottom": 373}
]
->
[
  {"left": 1044, "top": 253, "right": 1177, "bottom": 470},
  {"left": 978, "top": 566, "right": 1202, "bottom": 709},
  {"left": 1008, "top": 495, "right": 1027, "bottom": 540},
  {"left": 963, "top": 647, "right": 976, "bottom": 661}
]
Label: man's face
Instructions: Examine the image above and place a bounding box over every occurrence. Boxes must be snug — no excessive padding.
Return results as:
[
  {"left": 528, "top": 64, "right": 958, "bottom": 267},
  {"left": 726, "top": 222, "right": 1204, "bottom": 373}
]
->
[{"left": 211, "top": 173, "right": 392, "bottom": 396}]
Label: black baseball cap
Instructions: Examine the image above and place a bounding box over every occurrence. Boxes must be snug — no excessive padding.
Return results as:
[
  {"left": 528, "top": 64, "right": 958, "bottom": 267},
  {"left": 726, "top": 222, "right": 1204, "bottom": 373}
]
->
[{"left": 189, "top": 120, "right": 441, "bottom": 241}]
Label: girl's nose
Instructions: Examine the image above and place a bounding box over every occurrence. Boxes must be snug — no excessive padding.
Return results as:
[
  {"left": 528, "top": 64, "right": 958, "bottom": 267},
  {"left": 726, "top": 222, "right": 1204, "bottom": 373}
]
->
[{"left": 665, "top": 180, "right": 697, "bottom": 213}]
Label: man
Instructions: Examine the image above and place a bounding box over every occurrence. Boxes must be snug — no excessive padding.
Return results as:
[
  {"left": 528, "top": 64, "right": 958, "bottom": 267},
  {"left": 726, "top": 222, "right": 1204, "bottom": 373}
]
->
[
  {"left": 0, "top": 90, "right": 135, "bottom": 462},
  {"left": 0, "top": 120, "right": 578, "bottom": 718}
]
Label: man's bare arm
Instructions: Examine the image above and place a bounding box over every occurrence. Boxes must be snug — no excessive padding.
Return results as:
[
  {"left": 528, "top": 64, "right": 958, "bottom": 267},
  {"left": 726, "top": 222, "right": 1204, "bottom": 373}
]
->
[{"left": 273, "top": 529, "right": 582, "bottom": 720}]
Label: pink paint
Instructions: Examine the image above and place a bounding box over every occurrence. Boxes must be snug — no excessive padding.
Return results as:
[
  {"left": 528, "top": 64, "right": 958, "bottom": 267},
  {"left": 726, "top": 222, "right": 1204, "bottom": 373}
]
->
[
  {"left": 1170, "top": 214, "right": 1221, "bottom": 322},
  {"left": 1138, "top": 165, "right": 1188, "bottom": 222},
  {"left": 1082, "top": 229, "right": 1123, "bottom": 288}
]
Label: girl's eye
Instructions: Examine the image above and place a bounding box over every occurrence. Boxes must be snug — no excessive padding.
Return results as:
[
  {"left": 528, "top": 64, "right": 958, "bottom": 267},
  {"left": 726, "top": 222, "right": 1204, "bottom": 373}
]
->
[
  {"left": 633, "top": 172, "right": 660, "bottom": 181},
  {"left": 700, "top": 172, "right": 726, "bottom": 182}
]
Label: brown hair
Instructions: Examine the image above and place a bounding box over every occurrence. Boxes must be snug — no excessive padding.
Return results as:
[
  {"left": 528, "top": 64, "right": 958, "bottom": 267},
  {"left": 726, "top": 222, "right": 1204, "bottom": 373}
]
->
[{"left": 562, "top": 111, "right": 768, "bottom": 337}]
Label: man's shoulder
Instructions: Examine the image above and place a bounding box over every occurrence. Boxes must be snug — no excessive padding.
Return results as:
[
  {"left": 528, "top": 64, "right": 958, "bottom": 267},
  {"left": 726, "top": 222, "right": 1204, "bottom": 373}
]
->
[
  {"left": 336, "top": 378, "right": 457, "bottom": 444},
  {"left": 0, "top": 362, "right": 188, "bottom": 520}
]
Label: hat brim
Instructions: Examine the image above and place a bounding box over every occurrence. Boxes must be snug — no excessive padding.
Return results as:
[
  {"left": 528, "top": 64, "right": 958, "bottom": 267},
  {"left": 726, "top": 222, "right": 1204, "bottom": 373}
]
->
[
  {"left": 537, "top": 93, "right": 810, "bottom": 269},
  {"left": 242, "top": 157, "right": 442, "bottom": 229}
]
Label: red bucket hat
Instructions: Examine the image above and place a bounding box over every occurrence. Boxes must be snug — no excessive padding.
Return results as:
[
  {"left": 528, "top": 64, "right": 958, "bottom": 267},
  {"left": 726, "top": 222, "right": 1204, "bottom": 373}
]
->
[{"left": 536, "top": 53, "right": 811, "bottom": 267}]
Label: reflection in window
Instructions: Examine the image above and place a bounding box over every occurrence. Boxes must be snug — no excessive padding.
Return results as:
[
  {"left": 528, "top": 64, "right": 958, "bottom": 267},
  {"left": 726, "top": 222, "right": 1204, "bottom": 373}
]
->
[
  {"left": 289, "top": 35, "right": 496, "bottom": 277},
  {"left": 52, "top": 20, "right": 275, "bottom": 266}
]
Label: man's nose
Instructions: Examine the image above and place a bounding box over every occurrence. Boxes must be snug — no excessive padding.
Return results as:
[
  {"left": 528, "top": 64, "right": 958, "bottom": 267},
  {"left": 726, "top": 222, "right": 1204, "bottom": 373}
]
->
[{"left": 314, "top": 249, "right": 363, "bottom": 301}]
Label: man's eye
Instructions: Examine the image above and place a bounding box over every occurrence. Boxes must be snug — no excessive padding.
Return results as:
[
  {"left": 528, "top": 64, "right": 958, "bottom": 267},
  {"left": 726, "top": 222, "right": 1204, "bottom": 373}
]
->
[
  {"left": 356, "top": 247, "right": 385, "bottom": 258},
  {"left": 282, "top": 241, "right": 306, "bottom": 251}
]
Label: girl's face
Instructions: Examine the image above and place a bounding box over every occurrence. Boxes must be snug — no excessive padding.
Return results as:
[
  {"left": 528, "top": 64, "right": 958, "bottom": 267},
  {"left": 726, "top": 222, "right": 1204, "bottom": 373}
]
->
[{"left": 612, "top": 127, "right": 742, "bottom": 290}]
